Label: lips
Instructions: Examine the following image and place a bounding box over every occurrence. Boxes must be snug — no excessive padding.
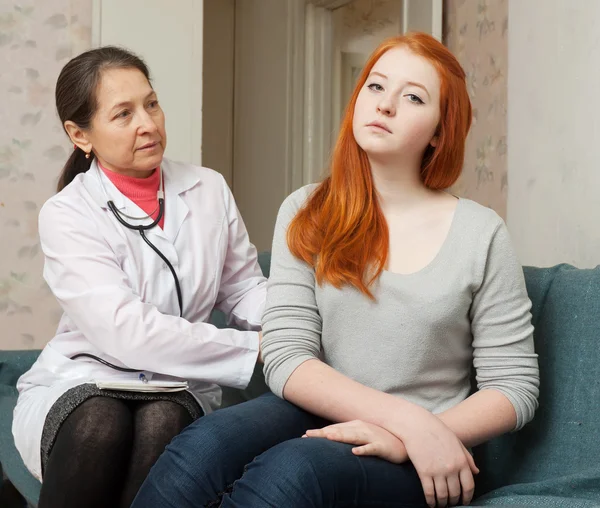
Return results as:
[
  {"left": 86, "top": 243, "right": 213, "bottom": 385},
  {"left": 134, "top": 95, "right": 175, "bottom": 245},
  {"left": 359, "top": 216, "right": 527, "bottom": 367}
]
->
[
  {"left": 367, "top": 122, "right": 392, "bottom": 133},
  {"left": 138, "top": 141, "right": 159, "bottom": 150}
]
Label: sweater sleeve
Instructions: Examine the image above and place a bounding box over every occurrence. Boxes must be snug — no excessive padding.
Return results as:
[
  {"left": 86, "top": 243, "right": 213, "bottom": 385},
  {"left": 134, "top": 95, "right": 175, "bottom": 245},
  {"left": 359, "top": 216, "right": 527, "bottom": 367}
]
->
[
  {"left": 261, "top": 188, "right": 323, "bottom": 398},
  {"left": 470, "top": 221, "right": 540, "bottom": 430}
]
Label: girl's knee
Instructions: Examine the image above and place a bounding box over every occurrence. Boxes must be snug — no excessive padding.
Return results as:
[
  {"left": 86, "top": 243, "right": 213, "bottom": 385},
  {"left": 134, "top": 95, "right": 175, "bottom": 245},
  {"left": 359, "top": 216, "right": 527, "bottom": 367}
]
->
[{"left": 238, "top": 438, "right": 353, "bottom": 497}]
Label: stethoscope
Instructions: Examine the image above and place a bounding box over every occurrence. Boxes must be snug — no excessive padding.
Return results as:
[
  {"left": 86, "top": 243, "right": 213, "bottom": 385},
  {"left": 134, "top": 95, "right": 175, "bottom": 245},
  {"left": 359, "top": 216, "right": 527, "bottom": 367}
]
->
[{"left": 70, "top": 165, "right": 183, "bottom": 377}]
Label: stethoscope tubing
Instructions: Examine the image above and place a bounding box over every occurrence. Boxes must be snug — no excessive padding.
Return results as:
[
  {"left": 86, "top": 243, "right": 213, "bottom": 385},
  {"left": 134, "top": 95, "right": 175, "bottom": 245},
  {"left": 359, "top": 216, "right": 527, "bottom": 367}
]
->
[{"left": 70, "top": 167, "right": 184, "bottom": 372}]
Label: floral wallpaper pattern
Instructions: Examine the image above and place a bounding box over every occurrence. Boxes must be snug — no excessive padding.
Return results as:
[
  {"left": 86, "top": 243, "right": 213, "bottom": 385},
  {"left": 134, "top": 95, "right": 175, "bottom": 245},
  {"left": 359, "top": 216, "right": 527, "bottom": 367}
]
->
[
  {"left": 334, "top": 0, "right": 402, "bottom": 54},
  {"left": 445, "top": 0, "right": 508, "bottom": 219},
  {"left": 338, "top": 0, "right": 399, "bottom": 39},
  {"left": 0, "top": 0, "right": 92, "bottom": 349}
]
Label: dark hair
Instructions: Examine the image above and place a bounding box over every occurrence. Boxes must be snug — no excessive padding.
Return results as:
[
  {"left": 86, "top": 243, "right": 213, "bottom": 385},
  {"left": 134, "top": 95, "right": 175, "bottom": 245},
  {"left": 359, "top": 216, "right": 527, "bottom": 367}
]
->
[{"left": 55, "top": 46, "right": 151, "bottom": 192}]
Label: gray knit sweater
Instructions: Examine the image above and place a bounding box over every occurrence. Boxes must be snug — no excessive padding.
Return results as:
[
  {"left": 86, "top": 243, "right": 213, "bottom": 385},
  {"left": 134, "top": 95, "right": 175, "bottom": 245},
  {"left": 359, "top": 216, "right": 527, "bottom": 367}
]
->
[{"left": 262, "top": 186, "right": 540, "bottom": 430}]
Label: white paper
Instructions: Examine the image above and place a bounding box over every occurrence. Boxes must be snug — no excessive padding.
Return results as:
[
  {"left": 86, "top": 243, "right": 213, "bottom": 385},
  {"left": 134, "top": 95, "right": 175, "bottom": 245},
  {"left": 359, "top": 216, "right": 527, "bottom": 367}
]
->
[{"left": 94, "top": 379, "right": 188, "bottom": 393}]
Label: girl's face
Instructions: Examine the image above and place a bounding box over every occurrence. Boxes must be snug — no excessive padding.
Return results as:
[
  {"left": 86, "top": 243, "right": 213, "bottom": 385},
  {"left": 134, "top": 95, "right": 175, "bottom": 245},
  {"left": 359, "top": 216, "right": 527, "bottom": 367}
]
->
[{"left": 352, "top": 46, "right": 441, "bottom": 166}]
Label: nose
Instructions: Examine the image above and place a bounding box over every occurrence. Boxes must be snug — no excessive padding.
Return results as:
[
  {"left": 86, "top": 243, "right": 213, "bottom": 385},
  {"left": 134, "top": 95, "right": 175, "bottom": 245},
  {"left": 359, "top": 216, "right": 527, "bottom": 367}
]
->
[
  {"left": 138, "top": 110, "right": 159, "bottom": 134},
  {"left": 376, "top": 95, "right": 395, "bottom": 117}
]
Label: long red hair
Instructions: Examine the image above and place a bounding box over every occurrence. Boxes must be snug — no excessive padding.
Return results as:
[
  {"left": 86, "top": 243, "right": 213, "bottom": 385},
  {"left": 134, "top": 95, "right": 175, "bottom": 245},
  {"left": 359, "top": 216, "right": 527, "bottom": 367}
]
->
[{"left": 287, "top": 32, "right": 472, "bottom": 298}]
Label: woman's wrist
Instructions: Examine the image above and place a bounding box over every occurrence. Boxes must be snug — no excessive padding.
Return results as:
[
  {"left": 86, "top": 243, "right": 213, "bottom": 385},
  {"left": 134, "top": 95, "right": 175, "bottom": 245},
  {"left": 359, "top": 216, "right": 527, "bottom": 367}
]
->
[{"left": 383, "top": 401, "right": 437, "bottom": 440}]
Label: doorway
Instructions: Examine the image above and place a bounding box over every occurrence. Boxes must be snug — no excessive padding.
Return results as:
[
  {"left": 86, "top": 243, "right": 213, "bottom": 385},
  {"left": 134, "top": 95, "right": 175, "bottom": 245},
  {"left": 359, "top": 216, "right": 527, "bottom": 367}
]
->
[{"left": 202, "top": 0, "right": 441, "bottom": 252}]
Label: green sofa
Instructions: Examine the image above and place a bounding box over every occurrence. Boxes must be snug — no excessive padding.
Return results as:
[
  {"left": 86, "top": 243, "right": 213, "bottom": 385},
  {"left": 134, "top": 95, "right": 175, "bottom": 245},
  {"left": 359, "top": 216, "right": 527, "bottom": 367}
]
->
[
  {"left": 1, "top": 256, "right": 599, "bottom": 507},
  {"left": 0, "top": 350, "right": 41, "bottom": 507}
]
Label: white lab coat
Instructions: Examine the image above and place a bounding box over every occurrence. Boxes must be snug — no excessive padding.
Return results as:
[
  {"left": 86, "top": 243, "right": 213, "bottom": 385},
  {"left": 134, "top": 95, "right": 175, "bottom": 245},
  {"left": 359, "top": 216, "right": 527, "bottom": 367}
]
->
[{"left": 12, "top": 158, "right": 266, "bottom": 480}]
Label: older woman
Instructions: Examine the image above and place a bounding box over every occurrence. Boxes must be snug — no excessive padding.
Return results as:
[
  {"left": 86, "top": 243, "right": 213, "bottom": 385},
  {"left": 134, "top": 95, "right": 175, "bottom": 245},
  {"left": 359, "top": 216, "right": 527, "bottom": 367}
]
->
[{"left": 12, "top": 46, "right": 266, "bottom": 508}]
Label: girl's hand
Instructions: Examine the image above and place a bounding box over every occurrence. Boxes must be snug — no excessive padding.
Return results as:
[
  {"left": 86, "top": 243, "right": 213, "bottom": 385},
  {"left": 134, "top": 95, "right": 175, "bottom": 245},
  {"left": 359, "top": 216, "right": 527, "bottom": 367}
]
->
[
  {"left": 398, "top": 413, "right": 479, "bottom": 507},
  {"left": 304, "top": 420, "right": 408, "bottom": 464}
]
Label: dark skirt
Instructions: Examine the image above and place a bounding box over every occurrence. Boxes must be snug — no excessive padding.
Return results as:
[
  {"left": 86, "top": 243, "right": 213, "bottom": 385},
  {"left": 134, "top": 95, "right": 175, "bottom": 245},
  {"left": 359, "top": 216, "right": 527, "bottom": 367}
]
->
[{"left": 40, "top": 383, "right": 203, "bottom": 475}]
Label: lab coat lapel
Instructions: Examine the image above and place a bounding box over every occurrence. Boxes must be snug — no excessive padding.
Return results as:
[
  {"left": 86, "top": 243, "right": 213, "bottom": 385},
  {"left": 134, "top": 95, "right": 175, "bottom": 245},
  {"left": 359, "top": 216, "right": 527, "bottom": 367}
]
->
[
  {"left": 82, "top": 160, "right": 127, "bottom": 212},
  {"left": 161, "top": 159, "right": 202, "bottom": 244},
  {"left": 82, "top": 158, "right": 201, "bottom": 244}
]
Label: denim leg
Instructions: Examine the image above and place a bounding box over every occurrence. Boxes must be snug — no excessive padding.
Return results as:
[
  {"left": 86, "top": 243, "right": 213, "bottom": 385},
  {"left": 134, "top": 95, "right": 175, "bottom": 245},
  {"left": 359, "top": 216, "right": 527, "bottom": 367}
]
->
[
  {"left": 221, "top": 437, "right": 427, "bottom": 508},
  {"left": 131, "top": 393, "right": 326, "bottom": 508}
]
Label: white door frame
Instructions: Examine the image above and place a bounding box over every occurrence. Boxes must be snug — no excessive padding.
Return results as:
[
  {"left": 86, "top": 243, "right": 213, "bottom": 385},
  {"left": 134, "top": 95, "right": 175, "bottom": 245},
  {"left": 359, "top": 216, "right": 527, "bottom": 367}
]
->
[
  {"left": 302, "top": 2, "right": 335, "bottom": 186},
  {"left": 402, "top": 0, "right": 443, "bottom": 41}
]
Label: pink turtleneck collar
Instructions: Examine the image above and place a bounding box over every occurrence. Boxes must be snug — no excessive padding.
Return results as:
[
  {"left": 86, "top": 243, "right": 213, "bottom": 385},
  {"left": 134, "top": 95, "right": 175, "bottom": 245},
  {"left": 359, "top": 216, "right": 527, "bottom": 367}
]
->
[{"left": 99, "top": 162, "right": 164, "bottom": 229}]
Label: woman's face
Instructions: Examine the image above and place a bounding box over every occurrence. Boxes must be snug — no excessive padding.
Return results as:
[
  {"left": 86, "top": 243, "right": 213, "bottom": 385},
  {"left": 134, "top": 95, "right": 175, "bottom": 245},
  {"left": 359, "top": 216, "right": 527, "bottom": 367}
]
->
[
  {"left": 84, "top": 67, "right": 167, "bottom": 176},
  {"left": 352, "top": 46, "right": 441, "bottom": 165}
]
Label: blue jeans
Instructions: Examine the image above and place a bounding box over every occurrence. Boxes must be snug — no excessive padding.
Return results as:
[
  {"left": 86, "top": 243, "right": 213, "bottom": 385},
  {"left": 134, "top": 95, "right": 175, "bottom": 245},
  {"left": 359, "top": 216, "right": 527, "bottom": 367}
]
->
[{"left": 132, "top": 392, "right": 427, "bottom": 508}]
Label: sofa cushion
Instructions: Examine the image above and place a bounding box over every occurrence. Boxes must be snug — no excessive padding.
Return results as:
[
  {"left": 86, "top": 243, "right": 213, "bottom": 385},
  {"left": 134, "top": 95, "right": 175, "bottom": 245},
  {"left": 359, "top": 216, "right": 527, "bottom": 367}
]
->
[
  {"left": 0, "top": 350, "right": 42, "bottom": 506},
  {"left": 0, "top": 350, "right": 38, "bottom": 396},
  {"left": 472, "top": 264, "right": 600, "bottom": 505},
  {"left": 219, "top": 251, "right": 271, "bottom": 407}
]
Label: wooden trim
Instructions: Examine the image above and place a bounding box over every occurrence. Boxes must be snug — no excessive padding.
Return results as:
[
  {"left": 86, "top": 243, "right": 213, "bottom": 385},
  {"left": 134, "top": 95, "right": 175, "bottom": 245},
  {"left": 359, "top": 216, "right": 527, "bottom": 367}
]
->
[
  {"left": 431, "top": 0, "right": 443, "bottom": 41},
  {"left": 402, "top": 0, "right": 443, "bottom": 40},
  {"left": 287, "top": 0, "right": 341, "bottom": 190},
  {"left": 285, "top": 0, "right": 306, "bottom": 193},
  {"left": 303, "top": 4, "right": 333, "bottom": 185},
  {"left": 191, "top": 0, "right": 204, "bottom": 165},
  {"left": 307, "top": 0, "right": 353, "bottom": 9}
]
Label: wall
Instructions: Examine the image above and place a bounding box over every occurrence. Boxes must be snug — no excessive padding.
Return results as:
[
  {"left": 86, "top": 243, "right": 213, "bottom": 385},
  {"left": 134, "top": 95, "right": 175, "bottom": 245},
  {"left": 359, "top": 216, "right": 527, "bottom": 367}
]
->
[
  {"left": 445, "top": 0, "right": 598, "bottom": 269},
  {"left": 444, "top": 0, "right": 508, "bottom": 219},
  {"left": 232, "top": 0, "right": 297, "bottom": 252},
  {"left": 507, "top": 0, "right": 600, "bottom": 268},
  {"left": 0, "top": 0, "right": 92, "bottom": 349}
]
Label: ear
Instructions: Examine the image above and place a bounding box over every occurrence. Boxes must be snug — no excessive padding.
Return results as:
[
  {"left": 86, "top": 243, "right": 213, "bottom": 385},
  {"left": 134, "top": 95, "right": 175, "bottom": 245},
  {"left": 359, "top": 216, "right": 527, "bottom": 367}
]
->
[
  {"left": 429, "top": 135, "right": 438, "bottom": 148},
  {"left": 64, "top": 121, "right": 93, "bottom": 154}
]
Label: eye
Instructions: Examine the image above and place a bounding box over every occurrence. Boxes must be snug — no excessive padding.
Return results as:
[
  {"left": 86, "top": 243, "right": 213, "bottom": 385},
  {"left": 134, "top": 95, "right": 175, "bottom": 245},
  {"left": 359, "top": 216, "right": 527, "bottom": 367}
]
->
[
  {"left": 116, "top": 110, "right": 130, "bottom": 119},
  {"left": 406, "top": 94, "right": 424, "bottom": 105},
  {"left": 367, "top": 83, "right": 384, "bottom": 92},
  {"left": 147, "top": 100, "right": 159, "bottom": 109}
]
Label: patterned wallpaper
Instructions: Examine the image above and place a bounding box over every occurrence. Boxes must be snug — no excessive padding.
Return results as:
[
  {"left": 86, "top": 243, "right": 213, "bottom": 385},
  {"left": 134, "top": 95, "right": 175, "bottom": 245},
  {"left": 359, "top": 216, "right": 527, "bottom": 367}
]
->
[
  {"left": 334, "top": 0, "right": 402, "bottom": 53},
  {"left": 0, "top": 0, "right": 92, "bottom": 349},
  {"left": 444, "top": 0, "right": 508, "bottom": 219}
]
